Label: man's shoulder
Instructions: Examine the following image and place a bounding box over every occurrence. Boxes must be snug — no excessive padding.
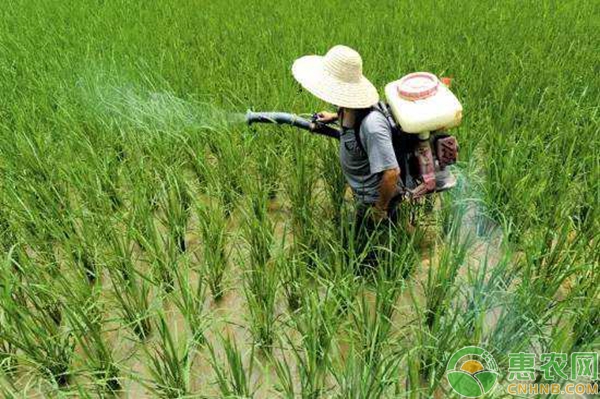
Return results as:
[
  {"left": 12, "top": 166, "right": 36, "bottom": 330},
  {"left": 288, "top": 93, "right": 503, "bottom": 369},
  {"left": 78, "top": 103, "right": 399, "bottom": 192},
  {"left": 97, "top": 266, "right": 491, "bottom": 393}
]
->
[{"left": 360, "top": 109, "right": 391, "bottom": 137}]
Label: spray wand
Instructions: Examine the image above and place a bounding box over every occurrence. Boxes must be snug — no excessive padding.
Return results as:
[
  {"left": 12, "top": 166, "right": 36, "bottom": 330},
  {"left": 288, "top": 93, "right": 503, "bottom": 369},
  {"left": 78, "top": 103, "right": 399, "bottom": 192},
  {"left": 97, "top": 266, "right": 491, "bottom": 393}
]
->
[{"left": 245, "top": 111, "right": 340, "bottom": 139}]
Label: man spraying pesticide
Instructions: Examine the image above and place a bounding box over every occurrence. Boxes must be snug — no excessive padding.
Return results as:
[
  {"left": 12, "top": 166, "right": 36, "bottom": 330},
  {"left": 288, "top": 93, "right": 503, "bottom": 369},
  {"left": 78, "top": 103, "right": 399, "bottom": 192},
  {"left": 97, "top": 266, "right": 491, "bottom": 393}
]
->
[{"left": 247, "top": 45, "right": 461, "bottom": 259}]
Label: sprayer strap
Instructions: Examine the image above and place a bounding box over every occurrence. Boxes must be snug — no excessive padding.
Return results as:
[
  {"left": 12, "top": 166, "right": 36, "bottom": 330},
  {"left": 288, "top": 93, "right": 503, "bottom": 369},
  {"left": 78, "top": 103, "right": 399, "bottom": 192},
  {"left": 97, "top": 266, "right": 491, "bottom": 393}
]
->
[
  {"left": 339, "top": 107, "right": 366, "bottom": 154},
  {"left": 375, "top": 101, "right": 399, "bottom": 134},
  {"left": 352, "top": 127, "right": 366, "bottom": 154}
]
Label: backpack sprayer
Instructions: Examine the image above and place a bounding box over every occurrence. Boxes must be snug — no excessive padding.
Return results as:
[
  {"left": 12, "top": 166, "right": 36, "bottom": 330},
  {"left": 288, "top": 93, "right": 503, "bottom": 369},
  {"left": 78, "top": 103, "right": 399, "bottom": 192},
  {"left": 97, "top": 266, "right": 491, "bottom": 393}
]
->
[{"left": 246, "top": 72, "right": 460, "bottom": 199}]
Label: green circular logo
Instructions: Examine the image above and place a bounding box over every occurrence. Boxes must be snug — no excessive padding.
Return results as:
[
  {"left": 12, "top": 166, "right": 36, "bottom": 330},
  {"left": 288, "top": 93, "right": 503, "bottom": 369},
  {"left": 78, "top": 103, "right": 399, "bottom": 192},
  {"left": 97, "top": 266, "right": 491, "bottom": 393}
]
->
[{"left": 446, "top": 346, "right": 499, "bottom": 398}]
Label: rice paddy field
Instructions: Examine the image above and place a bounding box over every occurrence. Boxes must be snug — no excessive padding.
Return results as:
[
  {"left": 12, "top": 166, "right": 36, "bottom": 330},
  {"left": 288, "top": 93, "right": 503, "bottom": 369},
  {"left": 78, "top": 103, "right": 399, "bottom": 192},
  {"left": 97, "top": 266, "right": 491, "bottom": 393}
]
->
[{"left": 0, "top": 0, "right": 598, "bottom": 397}]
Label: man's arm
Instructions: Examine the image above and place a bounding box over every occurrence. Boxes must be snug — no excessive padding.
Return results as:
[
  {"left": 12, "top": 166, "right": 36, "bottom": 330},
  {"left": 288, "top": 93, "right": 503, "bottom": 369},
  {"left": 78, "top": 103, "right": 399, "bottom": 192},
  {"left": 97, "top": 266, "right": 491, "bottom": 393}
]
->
[{"left": 376, "top": 167, "right": 400, "bottom": 215}]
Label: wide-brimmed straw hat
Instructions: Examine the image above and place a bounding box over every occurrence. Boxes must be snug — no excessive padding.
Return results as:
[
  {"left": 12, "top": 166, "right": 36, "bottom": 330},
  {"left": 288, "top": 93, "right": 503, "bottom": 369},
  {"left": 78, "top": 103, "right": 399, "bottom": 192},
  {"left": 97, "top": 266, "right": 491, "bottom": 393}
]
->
[{"left": 292, "top": 45, "right": 379, "bottom": 109}]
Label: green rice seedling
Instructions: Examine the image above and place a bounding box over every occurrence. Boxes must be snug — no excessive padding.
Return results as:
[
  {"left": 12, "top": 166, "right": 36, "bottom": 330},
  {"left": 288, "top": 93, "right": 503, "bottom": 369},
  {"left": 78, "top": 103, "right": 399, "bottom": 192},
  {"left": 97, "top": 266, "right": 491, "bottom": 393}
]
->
[
  {"left": 547, "top": 273, "right": 598, "bottom": 357},
  {"left": 244, "top": 282, "right": 278, "bottom": 351},
  {"left": 127, "top": 174, "right": 177, "bottom": 291},
  {"left": 319, "top": 140, "right": 346, "bottom": 227},
  {"left": 285, "top": 132, "right": 318, "bottom": 250},
  {"left": 243, "top": 189, "right": 274, "bottom": 271},
  {"left": 483, "top": 247, "right": 575, "bottom": 370},
  {"left": 171, "top": 256, "right": 209, "bottom": 345},
  {"left": 379, "top": 221, "right": 420, "bottom": 281},
  {"left": 565, "top": 269, "right": 599, "bottom": 352},
  {"left": 484, "top": 226, "right": 593, "bottom": 364},
  {"left": 0, "top": 385, "right": 16, "bottom": 399},
  {"left": 100, "top": 148, "right": 125, "bottom": 213},
  {"left": 520, "top": 225, "right": 585, "bottom": 307},
  {"left": 484, "top": 295, "right": 553, "bottom": 388},
  {"left": 0, "top": 252, "right": 17, "bottom": 374},
  {"left": 241, "top": 183, "right": 278, "bottom": 349},
  {"left": 0, "top": 338, "right": 15, "bottom": 375},
  {"left": 0, "top": 261, "right": 74, "bottom": 386},
  {"left": 422, "top": 217, "right": 470, "bottom": 331},
  {"left": 105, "top": 217, "right": 153, "bottom": 341},
  {"left": 461, "top": 249, "right": 515, "bottom": 345},
  {"left": 2, "top": 179, "right": 62, "bottom": 270},
  {"left": 158, "top": 168, "right": 192, "bottom": 254},
  {"left": 276, "top": 279, "right": 345, "bottom": 398},
  {"left": 60, "top": 212, "right": 106, "bottom": 285},
  {"left": 65, "top": 136, "right": 125, "bottom": 215},
  {"left": 61, "top": 289, "right": 121, "bottom": 393},
  {"left": 279, "top": 253, "right": 307, "bottom": 312},
  {"left": 108, "top": 264, "right": 153, "bottom": 341},
  {"left": 71, "top": 243, "right": 100, "bottom": 286},
  {"left": 243, "top": 255, "right": 278, "bottom": 351},
  {"left": 206, "top": 130, "right": 246, "bottom": 217},
  {"left": 72, "top": 384, "right": 101, "bottom": 399},
  {"left": 311, "top": 202, "right": 365, "bottom": 280},
  {"left": 487, "top": 227, "right": 584, "bottom": 355},
  {"left": 270, "top": 347, "right": 296, "bottom": 399},
  {"left": 130, "top": 206, "right": 176, "bottom": 293},
  {"left": 400, "top": 216, "right": 471, "bottom": 392},
  {"left": 106, "top": 226, "right": 153, "bottom": 340},
  {"left": 150, "top": 242, "right": 179, "bottom": 295},
  {"left": 182, "top": 129, "right": 210, "bottom": 185},
  {"left": 196, "top": 189, "right": 229, "bottom": 301},
  {"left": 208, "top": 334, "right": 256, "bottom": 398},
  {"left": 144, "top": 312, "right": 193, "bottom": 398},
  {"left": 0, "top": 204, "right": 27, "bottom": 271},
  {"left": 330, "top": 237, "right": 411, "bottom": 397},
  {"left": 251, "top": 131, "right": 281, "bottom": 200},
  {"left": 107, "top": 228, "right": 137, "bottom": 283},
  {"left": 331, "top": 343, "right": 402, "bottom": 399},
  {"left": 405, "top": 287, "right": 463, "bottom": 397},
  {"left": 350, "top": 281, "right": 401, "bottom": 372},
  {"left": 128, "top": 157, "right": 163, "bottom": 214}
]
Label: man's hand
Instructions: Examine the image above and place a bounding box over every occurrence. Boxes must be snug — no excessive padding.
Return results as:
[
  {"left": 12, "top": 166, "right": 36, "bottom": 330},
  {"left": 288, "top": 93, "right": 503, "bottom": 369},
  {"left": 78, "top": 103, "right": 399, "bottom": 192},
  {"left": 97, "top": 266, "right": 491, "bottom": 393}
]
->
[
  {"left": 372, "top": 203, "right": 389, "bottom": 222},
  {"left": 316, "top": 111, "right": 338, "bottom": 124}
]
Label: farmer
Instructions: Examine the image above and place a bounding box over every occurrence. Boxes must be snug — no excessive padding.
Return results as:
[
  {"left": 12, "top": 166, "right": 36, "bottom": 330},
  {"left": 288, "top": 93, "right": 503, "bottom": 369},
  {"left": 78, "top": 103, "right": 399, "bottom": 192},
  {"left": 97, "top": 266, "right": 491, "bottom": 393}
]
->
[{"left": 291, "top": 45, "right": 405, "bottom": 255}]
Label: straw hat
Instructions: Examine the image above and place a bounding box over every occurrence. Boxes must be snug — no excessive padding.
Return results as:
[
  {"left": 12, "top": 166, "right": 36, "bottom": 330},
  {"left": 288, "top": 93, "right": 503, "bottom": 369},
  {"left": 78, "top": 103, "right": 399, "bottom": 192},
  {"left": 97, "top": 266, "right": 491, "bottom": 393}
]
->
[{"left": 292, "top": 45, "right": 379, "bottom": 109}]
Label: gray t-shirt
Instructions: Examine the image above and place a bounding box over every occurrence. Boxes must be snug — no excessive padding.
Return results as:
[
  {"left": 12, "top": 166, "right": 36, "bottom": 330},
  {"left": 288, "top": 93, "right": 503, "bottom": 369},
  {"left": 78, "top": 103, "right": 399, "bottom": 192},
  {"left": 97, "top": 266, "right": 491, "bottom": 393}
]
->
[{"left": 339, "top": 110, "right": 399, "bottom": 204}]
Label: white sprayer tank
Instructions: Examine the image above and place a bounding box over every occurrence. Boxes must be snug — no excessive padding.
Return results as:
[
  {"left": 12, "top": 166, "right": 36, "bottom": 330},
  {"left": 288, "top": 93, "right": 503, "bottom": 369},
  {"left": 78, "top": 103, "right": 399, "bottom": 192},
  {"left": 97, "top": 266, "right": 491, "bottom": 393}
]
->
[{"left": 385, "top": 72, "right": 462, "bottom": 134}]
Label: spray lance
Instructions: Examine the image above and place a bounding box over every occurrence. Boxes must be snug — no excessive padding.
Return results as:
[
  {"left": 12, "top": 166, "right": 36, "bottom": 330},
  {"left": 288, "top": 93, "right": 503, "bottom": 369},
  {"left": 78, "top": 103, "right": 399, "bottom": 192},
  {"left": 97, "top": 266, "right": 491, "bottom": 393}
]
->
[{"left": 245, "top": 111, "right": 341, "bottom": 139}]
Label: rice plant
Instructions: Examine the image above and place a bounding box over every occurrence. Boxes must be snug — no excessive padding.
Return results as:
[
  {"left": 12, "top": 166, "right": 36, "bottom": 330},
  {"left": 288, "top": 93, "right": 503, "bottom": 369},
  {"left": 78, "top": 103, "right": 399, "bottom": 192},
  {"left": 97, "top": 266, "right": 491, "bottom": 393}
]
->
[
  {"left": 62, "top": 291, "right": 121, "bottom": 393},
  {"left": 331, "top": 344, "right": 403, "bottom": 399},
  {"left": 107, "top": 231, "right": 153, "bottom": 340},
  {"left": 320, "top": 140, "right": 347, "bottom": 227},
  {"left": 171, "top": 256, "right": 209, "bottom": 345},
  {"left": 284, "top": 132, "right": 318, "bottom": 251},
  {"left": 242, "top": 182, "right": 278, "bottom": 350},
  {"left": 275, "top": 278, "right": 346, "bottom": 398},
  {"left": 208, "top": 334, "right": 257, "bottom": 398},
  {"left": 144, "top": 313, "right": 194, "bottom": 398},
  {"left": 158, "top": 169, "right": 192, "bottom": 254},
  {"left": 0, "top": 260, "right": 74, "bottom": 386},
  {"left": 109, "top": 265, "right": 153, "bottom": 341},
  {"left": 196, "top": 189, "right": 229, "bottom": 301}
]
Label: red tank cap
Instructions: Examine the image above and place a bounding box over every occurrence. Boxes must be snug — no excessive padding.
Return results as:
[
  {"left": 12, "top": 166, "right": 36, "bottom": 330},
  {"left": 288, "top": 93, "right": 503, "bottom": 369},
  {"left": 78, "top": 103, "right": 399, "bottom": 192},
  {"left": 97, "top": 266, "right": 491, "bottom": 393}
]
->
[{"left": 397, "top": 72, "right": 439, "bottom": 100}]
